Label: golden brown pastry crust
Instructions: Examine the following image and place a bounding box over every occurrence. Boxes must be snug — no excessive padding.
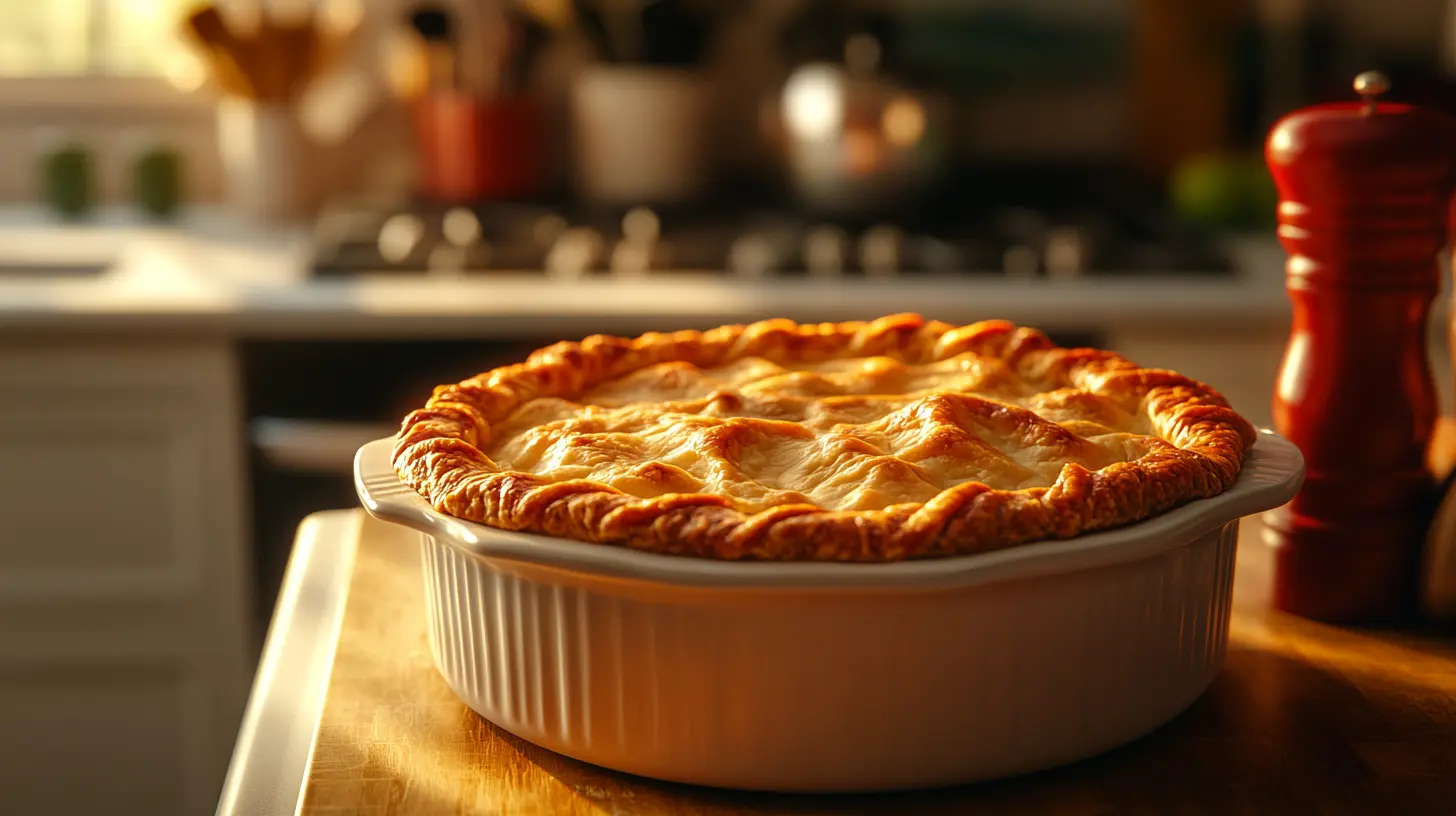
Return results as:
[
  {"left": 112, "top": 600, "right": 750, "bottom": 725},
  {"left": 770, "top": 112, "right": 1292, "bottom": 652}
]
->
[{"left": 393, "top": 314, "right": 1257, "bottom": 561}]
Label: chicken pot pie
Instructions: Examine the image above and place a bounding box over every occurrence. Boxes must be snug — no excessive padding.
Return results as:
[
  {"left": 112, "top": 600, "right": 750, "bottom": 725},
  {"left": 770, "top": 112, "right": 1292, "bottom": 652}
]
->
[{"left": 393, "top": 314, "right": 1256, "bottom": 561}]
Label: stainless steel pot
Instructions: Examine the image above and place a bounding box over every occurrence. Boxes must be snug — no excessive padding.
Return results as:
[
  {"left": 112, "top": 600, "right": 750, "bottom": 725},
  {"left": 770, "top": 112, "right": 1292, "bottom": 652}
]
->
[{"left": 769, "top": 34, "right": 952, "bottom": 216}]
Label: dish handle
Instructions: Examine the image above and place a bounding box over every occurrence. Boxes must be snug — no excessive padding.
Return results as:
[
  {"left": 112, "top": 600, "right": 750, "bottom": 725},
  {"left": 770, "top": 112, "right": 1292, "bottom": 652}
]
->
[{"left": 353, "top": 437, "right": 478, "bottom": 543}]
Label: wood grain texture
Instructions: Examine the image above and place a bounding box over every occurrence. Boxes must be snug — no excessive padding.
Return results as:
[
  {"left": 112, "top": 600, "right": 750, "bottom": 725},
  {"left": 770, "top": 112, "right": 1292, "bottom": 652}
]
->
[{"left": 302, "top": 516, "right": 1456, "bottom": 815}]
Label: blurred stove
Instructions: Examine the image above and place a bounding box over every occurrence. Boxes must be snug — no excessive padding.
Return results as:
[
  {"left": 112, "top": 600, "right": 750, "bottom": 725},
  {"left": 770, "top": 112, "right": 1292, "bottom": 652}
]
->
[{"left": 311, "top": 177, "right": 1237, "bottom": 281}]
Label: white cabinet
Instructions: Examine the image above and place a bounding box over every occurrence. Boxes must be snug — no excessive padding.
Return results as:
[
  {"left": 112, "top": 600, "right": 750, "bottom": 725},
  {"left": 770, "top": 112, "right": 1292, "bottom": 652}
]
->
[{"left": 0, "top": 339, "right": 251, "bottom": 816}]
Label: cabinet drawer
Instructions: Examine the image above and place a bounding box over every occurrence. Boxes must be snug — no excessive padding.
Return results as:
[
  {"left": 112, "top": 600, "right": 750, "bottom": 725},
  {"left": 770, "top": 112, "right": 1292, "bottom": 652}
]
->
[
  {"left": 0, "top": 343, "right": 238, "bottom": 603},
  {"left": 0, "top": 397, "right": 203, "bottom": 599}
]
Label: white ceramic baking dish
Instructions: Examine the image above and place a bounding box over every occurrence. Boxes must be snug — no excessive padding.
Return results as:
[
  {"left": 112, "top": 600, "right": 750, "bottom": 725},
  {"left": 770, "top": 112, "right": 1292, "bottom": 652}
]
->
[{"left": 355, "top": 430, "right": 1304, "bottom": 793}]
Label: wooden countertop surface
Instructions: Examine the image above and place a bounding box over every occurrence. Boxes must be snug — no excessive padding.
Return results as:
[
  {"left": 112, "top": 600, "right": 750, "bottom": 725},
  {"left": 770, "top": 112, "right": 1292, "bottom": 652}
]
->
[{"left": 297, "top": 510, "right": 1456, "bottom": 815}]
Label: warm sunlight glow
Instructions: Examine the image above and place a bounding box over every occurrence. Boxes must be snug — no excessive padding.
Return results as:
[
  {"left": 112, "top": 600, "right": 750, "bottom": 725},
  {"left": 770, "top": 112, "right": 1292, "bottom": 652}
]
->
[
  {"left": 162, "top": 48, "right": 207, "bottom": 93},
  {"left": 783, "top": 64, "right": 843, "bottom": 141}
]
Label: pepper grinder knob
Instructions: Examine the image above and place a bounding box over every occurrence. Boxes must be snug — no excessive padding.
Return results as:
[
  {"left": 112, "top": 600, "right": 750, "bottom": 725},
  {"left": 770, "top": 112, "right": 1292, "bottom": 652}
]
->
[{"left": 1353, "top": 70, "right": 1390, "bottom": 113}]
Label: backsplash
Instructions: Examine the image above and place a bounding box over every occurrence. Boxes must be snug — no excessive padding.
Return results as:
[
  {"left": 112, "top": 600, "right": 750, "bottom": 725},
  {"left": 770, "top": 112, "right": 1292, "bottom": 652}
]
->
[{"left": 0, "top": 103, "right": 222, "bottom": 205}]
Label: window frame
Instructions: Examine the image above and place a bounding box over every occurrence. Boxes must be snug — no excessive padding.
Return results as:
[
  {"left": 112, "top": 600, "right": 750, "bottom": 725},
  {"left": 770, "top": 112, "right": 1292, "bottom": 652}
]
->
[{"left": 0, "top": 0, "right": 212, "bottom": 117}]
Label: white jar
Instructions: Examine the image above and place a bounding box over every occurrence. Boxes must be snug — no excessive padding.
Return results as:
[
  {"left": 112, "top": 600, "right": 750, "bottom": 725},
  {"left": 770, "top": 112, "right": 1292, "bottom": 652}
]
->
[{"left": 571, "top": 66, "right": 712, "bottom": 205}]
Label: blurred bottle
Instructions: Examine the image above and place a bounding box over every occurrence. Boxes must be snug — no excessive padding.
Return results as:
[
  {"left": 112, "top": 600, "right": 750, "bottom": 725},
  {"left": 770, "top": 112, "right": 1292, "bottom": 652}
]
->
[
  {"left": 130, "top": 134, "right": 184, "bottom": 220},
  {"left": 36, "top": 131, "right": 94, "bottom": 220}
]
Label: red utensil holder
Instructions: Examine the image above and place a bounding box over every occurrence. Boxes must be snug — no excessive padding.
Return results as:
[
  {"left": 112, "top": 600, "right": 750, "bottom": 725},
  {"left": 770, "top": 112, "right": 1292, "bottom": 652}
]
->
[{"left": 412, "top": 92, "right": 543, "bottom": 203}]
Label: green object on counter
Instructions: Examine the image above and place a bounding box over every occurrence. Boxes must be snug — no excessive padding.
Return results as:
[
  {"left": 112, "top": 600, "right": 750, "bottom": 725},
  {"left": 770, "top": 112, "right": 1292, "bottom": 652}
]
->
[
  {"left": 1171, "top": 152, "right": 1277, "bottom": 231},
  {"left": 133, "top": 146, "right": 183, "bottom": 219},
  {"left": 42, "top": 144, "right": 93, "bottom": 219}
]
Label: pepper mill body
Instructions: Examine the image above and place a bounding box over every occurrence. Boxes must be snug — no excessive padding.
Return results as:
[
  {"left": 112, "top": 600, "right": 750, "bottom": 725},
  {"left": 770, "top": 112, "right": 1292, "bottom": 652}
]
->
[{"left": 1263, "top": 73, "right": 1456, "bottom": 623}]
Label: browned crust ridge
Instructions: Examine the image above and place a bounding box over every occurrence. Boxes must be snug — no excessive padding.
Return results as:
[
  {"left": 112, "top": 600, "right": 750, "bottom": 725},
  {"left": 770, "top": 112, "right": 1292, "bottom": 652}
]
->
[{"left": 392, "top": 314, "right": 1257, "bottom": 561}]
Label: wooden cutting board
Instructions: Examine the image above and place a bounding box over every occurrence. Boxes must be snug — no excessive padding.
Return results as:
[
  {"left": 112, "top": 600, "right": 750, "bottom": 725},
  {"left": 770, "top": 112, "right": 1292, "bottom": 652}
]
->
[{"left": 299, "top": 516, "right": 1456, "bottom": 815}]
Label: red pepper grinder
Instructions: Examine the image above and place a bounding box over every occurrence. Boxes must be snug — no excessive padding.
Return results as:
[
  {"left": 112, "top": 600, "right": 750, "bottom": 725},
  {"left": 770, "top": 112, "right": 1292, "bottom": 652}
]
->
[{"left": 1263, "top": 71, "right": 1456, "bottom": 623}]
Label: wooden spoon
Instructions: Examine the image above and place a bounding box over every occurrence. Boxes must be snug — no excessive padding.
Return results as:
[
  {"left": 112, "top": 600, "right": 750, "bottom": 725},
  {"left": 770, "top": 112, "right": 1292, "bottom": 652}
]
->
[{"left": 180, "top": 5, "right": 257, "bottom": 99}]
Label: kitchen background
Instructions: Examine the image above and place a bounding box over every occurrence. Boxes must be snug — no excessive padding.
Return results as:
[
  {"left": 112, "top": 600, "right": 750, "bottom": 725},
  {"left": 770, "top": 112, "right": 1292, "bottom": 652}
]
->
[{"left": 3, "top": 1, "right": 1456, "bottom": 814}]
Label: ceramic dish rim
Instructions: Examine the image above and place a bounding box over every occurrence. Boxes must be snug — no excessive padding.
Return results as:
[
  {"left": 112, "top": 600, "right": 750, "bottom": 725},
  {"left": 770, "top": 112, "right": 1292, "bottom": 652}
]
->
[{"left": 354, "top": 430, "right": 1303, "bottom": 591}]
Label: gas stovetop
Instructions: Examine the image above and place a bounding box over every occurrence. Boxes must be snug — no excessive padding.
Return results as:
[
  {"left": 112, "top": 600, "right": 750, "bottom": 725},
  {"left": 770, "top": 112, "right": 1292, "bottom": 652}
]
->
[{"left": 311, "top": 178, "right": 1236, "bottom": 281}]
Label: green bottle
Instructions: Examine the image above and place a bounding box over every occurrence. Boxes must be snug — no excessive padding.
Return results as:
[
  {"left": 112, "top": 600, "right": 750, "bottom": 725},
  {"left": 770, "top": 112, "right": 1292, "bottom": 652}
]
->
[
  {"left": 133, "top": 144, "right": 183, "bottom": 219},
  {"left": 41, "top": 141, "right": 93, "bottom": 220}
]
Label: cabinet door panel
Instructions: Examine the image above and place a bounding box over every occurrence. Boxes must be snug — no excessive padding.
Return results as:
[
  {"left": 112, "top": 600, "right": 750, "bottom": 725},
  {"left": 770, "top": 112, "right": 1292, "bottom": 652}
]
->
[
  {"left": 0, "top": 339, "right": 251, "bottom": 816},
  {"left": 0, "top": 399, "right": 203, "bottom": 598}
]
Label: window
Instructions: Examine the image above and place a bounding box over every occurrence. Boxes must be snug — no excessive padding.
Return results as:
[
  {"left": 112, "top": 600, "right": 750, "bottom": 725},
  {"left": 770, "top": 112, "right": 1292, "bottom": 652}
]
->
[{"left": 0, "top": 0, "right": 193, "bottom": 78}]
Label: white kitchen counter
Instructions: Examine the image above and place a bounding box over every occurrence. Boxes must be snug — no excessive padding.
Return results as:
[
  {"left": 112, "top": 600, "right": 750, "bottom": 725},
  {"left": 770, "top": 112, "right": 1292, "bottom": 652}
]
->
[{"left": 0, "top": 224, "right": 1295, "bottom": 338}]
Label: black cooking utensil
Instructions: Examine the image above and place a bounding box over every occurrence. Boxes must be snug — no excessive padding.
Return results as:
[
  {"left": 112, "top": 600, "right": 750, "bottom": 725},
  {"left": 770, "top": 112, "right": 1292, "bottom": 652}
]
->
[
  {"left": 571, "top": 0, "right": 617, "bottom": 62},
  {"left": 409, "top": 6, "right": 454, "bottom": 42},
  {"left": 505, "top": 8, "right": 551, "bottom": 92},
  {"left": 641, "top": 0, "right": 711, "bottom": 67},
  {"left": 409, "top": 4, "right": 457, "bottom": 90}
]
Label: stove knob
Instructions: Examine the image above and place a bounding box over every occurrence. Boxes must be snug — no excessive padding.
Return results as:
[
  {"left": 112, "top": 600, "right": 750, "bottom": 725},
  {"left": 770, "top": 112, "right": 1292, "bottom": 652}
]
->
[
  {"left": 1002, "top": 244, "right": 1040, "bottom": 279},
  {"left": 609, "top": 239, "right": 652, "bottom": 277},
  {"left": 1044, "top": 227, "right": 1088, "bottom": 280},
  {"left": 546, "top": 227, "right": 602, "bottom": 279},
  {"left": 621, "top": 207, "right": 661, "bottom": 244},
  {"left": 730, "top": 234, "right": 780, "bottom": 278},
  {"left": 377, "top": 213, "right": 424, "bottom": 264},
  {"left": 804, "top": 226, "right": 848, "bottom": 277},
  {"left": 442, "top": 207, "right": 482, "bottom": 248},
  {"left": 859, "top": 225, "right": 904, "bottom": 278}
]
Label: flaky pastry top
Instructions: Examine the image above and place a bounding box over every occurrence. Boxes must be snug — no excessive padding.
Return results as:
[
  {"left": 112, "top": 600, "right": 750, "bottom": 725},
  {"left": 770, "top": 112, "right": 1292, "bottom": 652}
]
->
[{"left": 393, "top": 314, "right": 1256, "bottom": 561}]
